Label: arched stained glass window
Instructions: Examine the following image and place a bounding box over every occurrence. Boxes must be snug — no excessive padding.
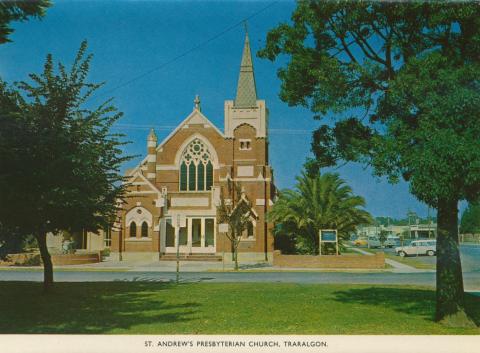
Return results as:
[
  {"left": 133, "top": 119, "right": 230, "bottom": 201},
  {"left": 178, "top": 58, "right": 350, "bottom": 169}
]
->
[
  {"left": 179, "top": 138, "right": 214, "bottom": 191},
  {"left": 206, "top": 161, "right": 213, "bottom": 190},
  {"left": 130, "top": 222, "right": 137, "bottom": 238},
  {"left": 197, "top": 163, "right": 205, "bottom": 190},
  {"left": 180, "top": 162, "right": 188, "bottom": 191},
  {"left": 188, "top": 162, "right": 196, "bottom": 191},
  {"left": 141, "top": 221, "right": 148, "bottom": 237}
]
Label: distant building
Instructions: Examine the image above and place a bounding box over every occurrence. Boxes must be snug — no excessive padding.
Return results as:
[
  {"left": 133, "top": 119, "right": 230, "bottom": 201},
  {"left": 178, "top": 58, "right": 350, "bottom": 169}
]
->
[{"left": 357, "top": 223, "right": 437, "bottom": 239}]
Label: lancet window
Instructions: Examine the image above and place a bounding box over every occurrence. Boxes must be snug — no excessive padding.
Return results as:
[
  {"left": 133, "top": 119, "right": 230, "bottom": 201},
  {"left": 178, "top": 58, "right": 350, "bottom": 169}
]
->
[{"left": 179, "top": 138, "right": 213, "bottom": 191}]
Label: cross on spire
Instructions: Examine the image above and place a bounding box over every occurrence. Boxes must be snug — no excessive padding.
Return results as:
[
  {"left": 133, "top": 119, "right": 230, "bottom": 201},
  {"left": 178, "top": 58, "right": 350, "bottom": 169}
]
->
[{"left": 194, "top": 94, "right": 201, "bottom": 111}]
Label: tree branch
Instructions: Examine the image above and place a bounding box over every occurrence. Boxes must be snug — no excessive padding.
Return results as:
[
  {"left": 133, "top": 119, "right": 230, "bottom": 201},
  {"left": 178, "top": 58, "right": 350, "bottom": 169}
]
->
[
  {"left": 327, "top": 18, "right": 358, "bottom": 64},
  {"left": 350, "top": 29, "right": 386, "bottom": 65}
]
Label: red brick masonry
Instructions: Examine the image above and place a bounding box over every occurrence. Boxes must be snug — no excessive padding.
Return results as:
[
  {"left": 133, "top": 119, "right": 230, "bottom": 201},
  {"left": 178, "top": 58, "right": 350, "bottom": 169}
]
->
[
  {"left": 273, "top": 250, "right": 385, "bottom": 269},
  {"left": 51, "top": 253, "right": 101, "bottom": 265},
  {"left": 1, "top": 252, "right": 101, "bottom": 266}
]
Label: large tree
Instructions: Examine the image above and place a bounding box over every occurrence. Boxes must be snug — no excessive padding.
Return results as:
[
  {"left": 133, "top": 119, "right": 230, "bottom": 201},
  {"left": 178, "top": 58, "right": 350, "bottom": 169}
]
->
[
  {"left": 269, "top": 171, "right": 372, "bottom": 255},
  {"left": 0, "top": 0, "right": 51, "bottom": 44},
  {"left": 0, "top": 41, "right": 130, "bottom": 291},
  {"left": 259, "top": 1, "right": 480, "bottom": 324}
]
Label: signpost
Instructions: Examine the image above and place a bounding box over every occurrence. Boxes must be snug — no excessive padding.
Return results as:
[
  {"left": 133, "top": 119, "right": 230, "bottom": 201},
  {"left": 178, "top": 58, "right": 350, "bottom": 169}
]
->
[
  {"left": 319, "top": 229, "right": 338, "bottom": 256},
  {"left": 219, "top": 223, "right": 229, "bottom": 272},
  {"left": 176, "top": 214, "right": 186, "bottom": 284}
]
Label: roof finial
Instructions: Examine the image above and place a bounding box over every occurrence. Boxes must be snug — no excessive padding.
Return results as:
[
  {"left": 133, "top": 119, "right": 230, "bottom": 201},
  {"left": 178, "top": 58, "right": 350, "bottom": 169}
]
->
[
  {"left": 243, "top": 20, "right": 248, "bottom": 35},
  {"left": 147, "top": 128, "right": 157, "bottom": 142},
  {"left": 194, "top": 94, "right": 201, "bottom": 111}
]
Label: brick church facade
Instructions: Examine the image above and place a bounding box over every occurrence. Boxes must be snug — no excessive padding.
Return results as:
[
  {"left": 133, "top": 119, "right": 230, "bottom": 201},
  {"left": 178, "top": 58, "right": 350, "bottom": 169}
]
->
[{"left": 110, "top": 32, "right": 276, "bottom": 261}]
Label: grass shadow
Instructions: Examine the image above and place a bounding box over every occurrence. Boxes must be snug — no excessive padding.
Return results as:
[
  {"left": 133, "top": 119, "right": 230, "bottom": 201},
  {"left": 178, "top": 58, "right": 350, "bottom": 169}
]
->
[
  {"left": 0, "top": 281, "right": 200, "bottom": 334},
  {"left": 333, "top": 286, "right": 436, "bottom": 321},
  {"left": 333, "top": 286, "right": 480, "bottom": 326}
]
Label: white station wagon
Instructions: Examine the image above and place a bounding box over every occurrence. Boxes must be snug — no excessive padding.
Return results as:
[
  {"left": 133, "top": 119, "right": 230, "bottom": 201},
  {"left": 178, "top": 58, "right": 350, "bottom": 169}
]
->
[{"left": 395, "top": 240, "right": 436, "bottom": 257}]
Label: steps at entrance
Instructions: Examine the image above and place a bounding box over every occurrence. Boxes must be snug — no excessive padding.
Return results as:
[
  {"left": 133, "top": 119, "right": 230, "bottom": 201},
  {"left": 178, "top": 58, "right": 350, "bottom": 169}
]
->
[{"left": 159, "top": 253, "right": 222, "bottom": 262}]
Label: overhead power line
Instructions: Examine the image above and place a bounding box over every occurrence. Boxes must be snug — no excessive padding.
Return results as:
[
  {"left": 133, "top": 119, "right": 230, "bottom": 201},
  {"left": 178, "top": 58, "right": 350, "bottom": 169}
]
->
[
  {"left": 112, "top": 123, "right": 311, "bottom": 135},
  {"left": 91, "top": 1, "right": 279, "bottom": 102}
]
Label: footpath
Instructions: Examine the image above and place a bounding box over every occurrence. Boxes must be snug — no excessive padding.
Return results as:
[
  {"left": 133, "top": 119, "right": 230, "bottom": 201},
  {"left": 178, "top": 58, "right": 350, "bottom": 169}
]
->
[
  {"left": 0, "top": 252, "right": 432, "bottom": 274},
  {"left": 349, "top": 247, "right": 431, "bottom": 273}
]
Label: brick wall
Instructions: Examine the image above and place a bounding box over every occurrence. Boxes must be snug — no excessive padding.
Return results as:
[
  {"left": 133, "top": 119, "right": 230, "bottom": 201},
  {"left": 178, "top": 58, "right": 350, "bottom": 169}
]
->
[
  {"left": 0, "top": 252, "right": 101, "bottom": 266},
  {"left": 273, "top": 250, "right": 385, "bottom": 269},
  {"left": 51, "top": 253, "right": 101, "bottom": 265}
]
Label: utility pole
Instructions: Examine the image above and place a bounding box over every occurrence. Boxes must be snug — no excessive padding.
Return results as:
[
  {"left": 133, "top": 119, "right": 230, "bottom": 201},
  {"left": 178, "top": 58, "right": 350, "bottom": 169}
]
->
[{"left": 176, "top": 214, "right": 180, "bottom": 284}]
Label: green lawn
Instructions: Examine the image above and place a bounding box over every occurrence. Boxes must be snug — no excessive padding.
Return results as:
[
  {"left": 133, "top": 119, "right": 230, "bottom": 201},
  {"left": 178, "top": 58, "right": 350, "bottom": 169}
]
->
[
  {"left": 0, "top": 282, "right": 478, "bottom": 334},
  {"left": 384, "top": 252, "right": 436, "bottom": 270}
]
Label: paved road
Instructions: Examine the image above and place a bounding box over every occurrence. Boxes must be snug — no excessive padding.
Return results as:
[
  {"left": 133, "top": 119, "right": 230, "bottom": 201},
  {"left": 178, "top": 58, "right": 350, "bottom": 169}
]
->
[
  {"left": 362, "top": 243, "right": 480, "bottom": 272},
  {"left": 1, "top": 269, "right": 479, "bottom": 290}
]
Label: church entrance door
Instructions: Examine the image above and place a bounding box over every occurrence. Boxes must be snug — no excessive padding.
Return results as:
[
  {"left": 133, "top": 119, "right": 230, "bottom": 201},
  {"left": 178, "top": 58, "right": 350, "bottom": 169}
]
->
[{"left": 165, "top": 217, "right": 216, "bottom": 254}]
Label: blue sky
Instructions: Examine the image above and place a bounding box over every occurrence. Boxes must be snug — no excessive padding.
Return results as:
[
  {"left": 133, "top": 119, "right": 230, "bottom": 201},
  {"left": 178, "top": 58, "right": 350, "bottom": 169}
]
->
[{"left": 0, "top": 0, "right": 444, "bottom": 219}]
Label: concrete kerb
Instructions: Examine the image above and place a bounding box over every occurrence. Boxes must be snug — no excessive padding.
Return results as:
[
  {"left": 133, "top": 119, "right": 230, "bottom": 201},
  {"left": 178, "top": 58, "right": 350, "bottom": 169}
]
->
[
  {"left": 0, "top": 250, "right": 435, "bottom": 273},
  {"left": 0, "top": 262, "right": 420, "bottom": 273}
]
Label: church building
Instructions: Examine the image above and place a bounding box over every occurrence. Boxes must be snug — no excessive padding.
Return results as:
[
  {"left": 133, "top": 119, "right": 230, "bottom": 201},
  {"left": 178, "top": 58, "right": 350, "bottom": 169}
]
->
[{"left": 110, "top": 32, "right": 276, "bottom": 262}]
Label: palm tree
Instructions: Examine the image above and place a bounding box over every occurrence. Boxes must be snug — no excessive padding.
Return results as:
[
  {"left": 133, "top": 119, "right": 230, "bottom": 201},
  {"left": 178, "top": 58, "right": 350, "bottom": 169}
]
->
[{"left": 269, "top": 172, "right": 372, "bottom": 254}]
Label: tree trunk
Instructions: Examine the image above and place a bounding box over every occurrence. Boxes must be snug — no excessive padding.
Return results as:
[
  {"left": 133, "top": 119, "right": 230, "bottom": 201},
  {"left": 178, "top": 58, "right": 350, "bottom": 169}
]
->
[
  {"left": 36, "top": 232, "right": 53, "bottom": 292},
  {"left": 435, "top": 198, "right": 470, "bottom": 324},
  {"left": 233, "top": 245, "right": 239, "bottom": 271}
]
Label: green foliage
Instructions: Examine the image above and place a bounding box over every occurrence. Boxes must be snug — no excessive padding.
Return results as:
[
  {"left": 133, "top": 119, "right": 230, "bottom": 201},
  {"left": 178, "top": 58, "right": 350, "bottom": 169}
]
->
[
  {"left": 375, "top": 215, "right": 436, "bottom": 227},
  {"left": 259, "top": 1, "right": 480, "bottom": 208},
  {"left": 460, "top": 203, "right": 480, "bottom": 234},
  {"left": 303, "top": 157, "right": 321, "bottom": 178},
  {"left": 269, "top": 171, "right": 372, "bottom": 254},
  {"left": 100, "top": 248, "right": 111, "bottom": 259},
  {"left": 0, "top": 0, "right": 51, "bottom": 44},
  {"left": 0, "top": 226, "right": 25, "bottom": 259},
  {"left": 379, "top": 230, "right": 388, "bottom": 244},
  {"left": 14, "top": 253, "right": 41, "bottom": 266},
  {"left": 0, "top": 223, "right": 37, "bottom": 260},
  {"left": 0, "top": 41, "right": 131, "bottom": 289},
  {"left": 259, "top": 0, "right": 480, "bottom": 322},
  {"left": 0, "top": 40, "right": 131, "bottom": 236}
]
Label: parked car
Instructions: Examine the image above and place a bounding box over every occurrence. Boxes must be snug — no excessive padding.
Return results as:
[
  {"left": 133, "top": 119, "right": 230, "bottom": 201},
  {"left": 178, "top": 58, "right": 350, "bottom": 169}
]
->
[
  {"left": 353, "top": 237, "right": 368, "bottom": 247},
  {"left": 367, "top": 236, "right": 381, "bottom": 248},
  {"left": 384, "top": 236, "right": 400, "bottom": 248},
  {"left": 395, "top": 240, "right": 436, "bottom": 257}
]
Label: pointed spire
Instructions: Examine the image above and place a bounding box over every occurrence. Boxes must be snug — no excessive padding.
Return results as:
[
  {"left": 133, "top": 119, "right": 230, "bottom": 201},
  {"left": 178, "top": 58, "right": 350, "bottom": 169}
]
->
[
  {"left": 147, "top": 128, "right": 157, "bottom": 142},
  {"left": 234, "top": 24, "right": 257, "bottom": 108}
]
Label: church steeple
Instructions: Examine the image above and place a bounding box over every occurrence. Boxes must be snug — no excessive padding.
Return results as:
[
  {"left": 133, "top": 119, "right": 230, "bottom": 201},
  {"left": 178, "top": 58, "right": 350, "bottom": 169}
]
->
[
  {"left": 224, "top": 28, "right": 267, "bottom": 139},
  {"left": 234, "top": 27, "right": 257, "bottom": 108}
]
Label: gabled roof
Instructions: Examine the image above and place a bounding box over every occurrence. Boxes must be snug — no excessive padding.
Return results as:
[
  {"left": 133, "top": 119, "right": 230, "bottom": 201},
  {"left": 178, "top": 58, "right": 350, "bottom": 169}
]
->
[
  {"left": 126, "top": 170, "right": 162, "bottom": 196},
  {"left": 126, "top": 107, "right": 224, "bottom": 177},
  {"left": 156, "top": 107, "right": 225, "bottom": 151}
]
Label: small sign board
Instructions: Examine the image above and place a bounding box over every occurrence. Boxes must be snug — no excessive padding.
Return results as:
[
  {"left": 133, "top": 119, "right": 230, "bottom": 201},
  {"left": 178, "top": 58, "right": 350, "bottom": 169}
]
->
[
  {"left": 320, "top": 230, "right": 337, "bottom": 242},
  {"left": 176, "top": 214, "right": 186, "bottom": 228},
  {"left": 319, "top": 229, "right": 339, "bottom": 256},
  {"left": 218, "top": 223, "right": 229, "bottom": 233}
]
